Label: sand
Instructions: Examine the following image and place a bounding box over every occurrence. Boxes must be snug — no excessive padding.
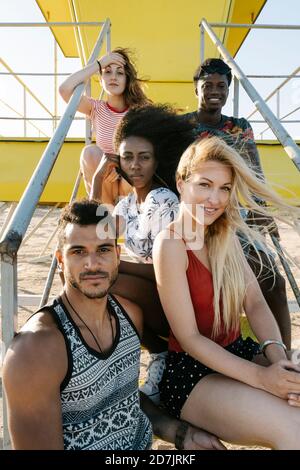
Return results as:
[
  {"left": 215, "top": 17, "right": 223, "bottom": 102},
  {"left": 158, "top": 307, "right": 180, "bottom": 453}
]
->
[{"left": 0, "top": 204, "right": 299, "bottom": 450}]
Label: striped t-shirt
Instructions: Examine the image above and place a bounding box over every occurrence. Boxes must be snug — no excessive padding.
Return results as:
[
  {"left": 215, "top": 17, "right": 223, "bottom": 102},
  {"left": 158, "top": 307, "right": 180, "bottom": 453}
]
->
[{"left": 88, "top": 98, "right": 128, "bottom": 153}]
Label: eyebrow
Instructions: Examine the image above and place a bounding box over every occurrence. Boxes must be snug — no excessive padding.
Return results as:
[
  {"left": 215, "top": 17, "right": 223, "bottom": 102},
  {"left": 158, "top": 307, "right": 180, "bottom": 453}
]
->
[
  {"left": 68, "top": 243, "right": 115, "bottom": 250},
  {"left": 121, "top": 151, "right": 152, "bottom": 155},
  {"left": 200, "top": 177, "right": 232, "bottom": 185}
]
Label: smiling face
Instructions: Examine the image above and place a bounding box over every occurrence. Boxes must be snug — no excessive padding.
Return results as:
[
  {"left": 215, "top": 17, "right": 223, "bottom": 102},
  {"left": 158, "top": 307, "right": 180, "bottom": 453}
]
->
[
  {"left": 101, "top": 63, "right": 127, "bottom": 97},
  {"left": 119, "top": 136, "right": 157, "bottom": 190},
  {"left": 177, "top": 160, "right": 233, "bottom": 227},
  {"left": 57, "top": 223, "right": 120, "bottom": 299},
  {"left": 196, "top": 73, "right": 229, "bottom": 113}
]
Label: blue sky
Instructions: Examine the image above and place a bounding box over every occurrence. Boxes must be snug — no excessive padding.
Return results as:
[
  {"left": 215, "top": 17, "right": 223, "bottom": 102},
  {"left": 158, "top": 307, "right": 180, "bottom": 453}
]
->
[{"left": 1, "top": 0, "right": 300, "bottom": 138}]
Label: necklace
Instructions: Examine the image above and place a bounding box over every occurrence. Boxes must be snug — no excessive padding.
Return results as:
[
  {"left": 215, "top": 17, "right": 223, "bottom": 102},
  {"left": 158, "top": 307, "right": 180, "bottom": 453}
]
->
[{"left": 63, "top": 293, "right": 114, "bottom": 353}]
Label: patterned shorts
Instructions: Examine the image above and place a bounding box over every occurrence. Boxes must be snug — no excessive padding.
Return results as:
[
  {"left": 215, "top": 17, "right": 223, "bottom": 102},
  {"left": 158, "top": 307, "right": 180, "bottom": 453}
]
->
[{"left": 160, "top": 336, "right": 260, "bottom": 419}]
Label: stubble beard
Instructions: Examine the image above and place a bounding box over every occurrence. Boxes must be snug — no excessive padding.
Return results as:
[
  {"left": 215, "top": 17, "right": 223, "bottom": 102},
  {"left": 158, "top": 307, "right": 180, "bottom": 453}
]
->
[{"left": 67, "top": 267, "right": 119, "bottom": 299}]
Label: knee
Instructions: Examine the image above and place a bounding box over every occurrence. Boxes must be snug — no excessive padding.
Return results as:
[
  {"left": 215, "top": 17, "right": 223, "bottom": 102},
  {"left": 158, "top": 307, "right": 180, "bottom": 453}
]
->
[
  {"left": 80, "top": 145, "right": 102, "bottom": 172},
  {"left": 274, "top": 418, "right": 300, "bottom": 449}
]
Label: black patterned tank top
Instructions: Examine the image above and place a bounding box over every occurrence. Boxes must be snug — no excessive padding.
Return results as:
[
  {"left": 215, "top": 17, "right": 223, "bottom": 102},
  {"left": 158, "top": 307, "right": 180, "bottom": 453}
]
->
[{"left": 45, "top": 294, "right": 152, "bottom": 450}]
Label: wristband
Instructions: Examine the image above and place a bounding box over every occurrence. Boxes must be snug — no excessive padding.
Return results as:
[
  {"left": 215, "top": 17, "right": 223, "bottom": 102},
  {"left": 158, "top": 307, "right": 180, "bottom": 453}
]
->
[
  {"left": 97, "top": 60, "right": 102, "bottom": 75},
  {"left": 175, "top": 420, "right": 189, "bottom": 450},
  {"left": 259, "top": 339, "right": 287, "bottom": 358}
]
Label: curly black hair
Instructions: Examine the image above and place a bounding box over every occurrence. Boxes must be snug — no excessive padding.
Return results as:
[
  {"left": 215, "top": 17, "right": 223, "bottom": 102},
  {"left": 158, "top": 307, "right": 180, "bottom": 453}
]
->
[
  {"left": 193, "top": 58, "right": 232, "bottom": 88},
  {"left": 113, "top": 104, "right": 195, "bottom": 193}
]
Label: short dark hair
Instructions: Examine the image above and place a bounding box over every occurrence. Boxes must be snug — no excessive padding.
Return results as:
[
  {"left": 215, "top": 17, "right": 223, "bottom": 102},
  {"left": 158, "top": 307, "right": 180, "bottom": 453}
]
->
[
  {"left": 193, "top": 58, "right": 232, "bottom": 88},
  {"left": 57, "top": 199, "right": 116, "bottom": 249},
  {"left": 114, "top": 104, "right": 195, "bottom": 193}
]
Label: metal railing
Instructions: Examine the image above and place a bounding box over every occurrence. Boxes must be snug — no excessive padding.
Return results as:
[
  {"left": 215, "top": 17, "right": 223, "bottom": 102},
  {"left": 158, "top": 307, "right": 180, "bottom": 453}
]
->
[
  {"left": 199, "top": 19, "right": 300, "bottom": 172},
  {"left": 0, "top": 18, "right": 111, "bottom": 450}
]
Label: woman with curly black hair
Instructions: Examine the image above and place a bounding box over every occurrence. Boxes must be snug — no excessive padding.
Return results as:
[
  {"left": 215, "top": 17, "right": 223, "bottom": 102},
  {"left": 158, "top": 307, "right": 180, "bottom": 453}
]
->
[{"left": 108, "top": 104, "right": 195, "bottom": 403}]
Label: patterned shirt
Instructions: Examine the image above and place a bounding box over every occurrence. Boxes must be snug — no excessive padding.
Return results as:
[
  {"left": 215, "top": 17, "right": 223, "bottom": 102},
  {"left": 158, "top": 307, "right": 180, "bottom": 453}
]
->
[
  {"left": 48, "top": 295, "right": 152, "bottom": 450},
  {"left": 184, "top": 112, "right": 264, "bottom": 178},
  {"left": 114, "top": 187, "right": 179, "bottom": 263},
  {"left": 87, "top": 99, "right": 128, "bottom": 153}
]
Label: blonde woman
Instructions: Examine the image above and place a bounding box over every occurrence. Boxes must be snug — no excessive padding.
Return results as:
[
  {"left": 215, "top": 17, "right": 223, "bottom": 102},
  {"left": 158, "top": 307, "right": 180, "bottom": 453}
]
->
[{"left": 153, "top": 137, "right": 300, "bottom": 449}]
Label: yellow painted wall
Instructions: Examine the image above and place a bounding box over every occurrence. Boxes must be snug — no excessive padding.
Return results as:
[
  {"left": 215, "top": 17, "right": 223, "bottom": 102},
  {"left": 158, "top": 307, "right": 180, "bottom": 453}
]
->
[
  {"left": 0, "top": 139, "right": 299, "bottom": 203},
  {"left": 0, "top": 139, "right": 86, "bottom": 203},
  {"left": 36, "top": 0, "right": 266, "bottom": 111}
]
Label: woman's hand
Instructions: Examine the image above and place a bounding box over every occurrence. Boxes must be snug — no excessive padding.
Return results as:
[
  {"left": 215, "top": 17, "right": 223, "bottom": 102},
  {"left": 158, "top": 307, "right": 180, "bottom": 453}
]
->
[
  {"left": 99, "top": 52, "right": 125, "bottom": 70},
  {"left": 257, "top": 360, "right": 300, "bottom": 405},
  {"left": 90, "top": 153, "right": 120, "bottom": 200},
  {"left": 183, "top": 425, "right": 227, "bottom": 450},
  {"left": 93, "top": 153, "right": 120, "bottom": 183}
]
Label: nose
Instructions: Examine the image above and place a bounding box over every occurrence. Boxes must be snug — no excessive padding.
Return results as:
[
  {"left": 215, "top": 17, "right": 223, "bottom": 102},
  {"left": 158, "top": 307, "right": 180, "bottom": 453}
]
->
[
  {"left": 130, "top": 157, "right": 141, "bottom": 170},
  {"left": 111, "top": 70, "right": 118, "bottom": 80},
  {"left": 84, "top": 252, "right": 101, "bottom": 270},
  {"left": 207, "top": 188, "right": 221, "bottom": 205}
]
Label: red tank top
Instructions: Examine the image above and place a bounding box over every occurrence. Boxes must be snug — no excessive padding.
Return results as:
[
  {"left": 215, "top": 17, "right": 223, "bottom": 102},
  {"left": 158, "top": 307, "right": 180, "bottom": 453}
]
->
[{"left": 168, "top": 249, "right": 240, "bottom": 352}]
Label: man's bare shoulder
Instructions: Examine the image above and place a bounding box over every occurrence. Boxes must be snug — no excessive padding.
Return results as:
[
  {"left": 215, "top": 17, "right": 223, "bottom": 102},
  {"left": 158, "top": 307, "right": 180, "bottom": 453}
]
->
[
  {"left": 113, "top": 295, "right": 143, "bottom": 337},
  {"left": 3, "top": 309, "right": 68, "bottom": 389}
]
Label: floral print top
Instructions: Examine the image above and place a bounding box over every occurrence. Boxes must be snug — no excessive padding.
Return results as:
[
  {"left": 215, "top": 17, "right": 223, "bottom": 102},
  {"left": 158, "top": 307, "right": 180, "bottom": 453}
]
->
[
  {"left": 114, "top": 188, "right": 179, "bottom": 263},
  {"left": 184, "top": 112, "right": 264, "bottom": 178}
]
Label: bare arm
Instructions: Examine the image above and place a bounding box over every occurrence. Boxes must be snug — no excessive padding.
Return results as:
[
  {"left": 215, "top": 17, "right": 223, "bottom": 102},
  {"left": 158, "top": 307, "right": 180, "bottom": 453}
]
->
[
  {"left": 59, "top": 52, "right": 125, "bottom": 115},
  {"left": 153, "top": 232, "right": 300, "bottom": 400},
  {"left": 59, "top": 61, "right": 97, "bottom": 115},
  {"left": 119, "top": 260, "right": 156, "bottom": 281},
  {"left": 3, "top": 320, "right": 67, "bottom": 449}
]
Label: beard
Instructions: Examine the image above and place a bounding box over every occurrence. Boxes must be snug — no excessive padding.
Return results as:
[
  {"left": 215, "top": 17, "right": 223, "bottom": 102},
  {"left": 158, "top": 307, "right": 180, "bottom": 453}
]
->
[{"left": 66, "top": 267, "right": 119, "bottom": 299}]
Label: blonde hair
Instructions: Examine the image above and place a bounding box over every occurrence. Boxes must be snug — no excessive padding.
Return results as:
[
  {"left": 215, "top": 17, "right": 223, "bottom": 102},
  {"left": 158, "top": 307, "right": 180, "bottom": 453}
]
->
[{"left": 176, "top": 137, "right": 299, "bottom": 337}]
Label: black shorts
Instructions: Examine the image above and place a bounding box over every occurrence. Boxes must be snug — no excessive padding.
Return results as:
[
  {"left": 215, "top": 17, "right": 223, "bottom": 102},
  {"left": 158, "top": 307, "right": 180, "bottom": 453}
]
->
[{"left": 160, "top": 336, "right": 260, "bottom": 419}]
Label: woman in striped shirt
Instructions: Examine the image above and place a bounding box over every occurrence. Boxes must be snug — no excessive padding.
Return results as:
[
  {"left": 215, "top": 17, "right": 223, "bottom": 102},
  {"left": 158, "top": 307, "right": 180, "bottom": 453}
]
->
[{"left": 59, "top": 48, "right": 150, "bottom": 205}]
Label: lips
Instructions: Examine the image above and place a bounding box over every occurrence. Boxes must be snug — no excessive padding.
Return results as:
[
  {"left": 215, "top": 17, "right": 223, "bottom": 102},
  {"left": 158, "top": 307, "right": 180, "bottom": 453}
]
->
[
  {"left": 80, "top": 272, "right": 108, "bottom": 280},
  {"left": 204, "top": 207, "right": 218, "bottom": 214}
]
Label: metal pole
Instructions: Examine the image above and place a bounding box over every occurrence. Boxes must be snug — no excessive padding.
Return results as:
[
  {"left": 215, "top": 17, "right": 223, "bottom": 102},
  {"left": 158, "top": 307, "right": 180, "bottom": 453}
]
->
[
  {"left": 247, "top": 66, "right": 300, "bottom": 120},
  {"left": 200, "top": 24, "right": 205, "bottom": 63},
  {"left": 0, "top": 58, "right": 53, "bottom": 118},
  {"left": 23, "top": 88, "right": 27, "bottom": 137},
  {"left": 270, "top": 234, "right": 300, "bottom": 308},
  {"left": 276, "top": 89, "right": 280, "bottom": 119},
  {"left": 1, "top": 254, "right": 17, "bottom": 449},
  {"left": 85, "top": 80, "right": 92, "bottom": 145},
  {"left": 0, "top": 22, "right": 105, "bottom": 27},
  {"left": 206, "top": 23, "right": 300, "bottom": 30},
  {"left": 106, "top": 26, "right": 111, "bottom": 53},
  {"left": 21, "top": 203, "right": 60, "bottom": 246},
  {"left": 0, "top": 203, "right": 17, "bottom": 240},
  {"left": 233, "top": 76, "right": 239, "bottom": 118},
  {"left": 201, "top": 19, "right": 300, "bottom": 172},
  {"left": 39, "top": 225, "right": 59, "bottom": 257},
  {"left": 54, "top": 39, "right": 58, "bottom": 132}
]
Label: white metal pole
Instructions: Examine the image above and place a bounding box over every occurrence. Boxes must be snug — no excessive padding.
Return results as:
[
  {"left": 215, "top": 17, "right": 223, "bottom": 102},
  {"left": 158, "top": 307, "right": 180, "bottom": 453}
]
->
[
  {"left": 201, "top": 18, "right": 300, "bottom": 171},
  {"left": 1, "top": 255, "right": 17, "bottom": 449},
  {"left": 233, "top": 76, "right": 239, "bottom": 118}
]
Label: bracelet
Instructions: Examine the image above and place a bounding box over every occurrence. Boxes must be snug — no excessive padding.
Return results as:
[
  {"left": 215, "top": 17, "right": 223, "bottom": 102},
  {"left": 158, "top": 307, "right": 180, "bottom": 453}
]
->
[
  {"left": 259, "top": 339, "right": 287, "bottom": 358},
  {"left": 97, "top": 59, "right": 102, "bottom": 75},
  {"left": 175, "top": 420, "right": 189, "bottom": 450}
]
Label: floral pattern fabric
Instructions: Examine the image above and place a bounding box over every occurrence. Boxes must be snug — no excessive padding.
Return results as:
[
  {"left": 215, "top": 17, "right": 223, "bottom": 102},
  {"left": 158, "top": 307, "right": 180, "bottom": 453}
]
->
[
  {"left": 114, "top": 188, "right": 179, "bottom": 263},
  {"left": 184, "top": 112, "right": 264, "bottom": 178}
]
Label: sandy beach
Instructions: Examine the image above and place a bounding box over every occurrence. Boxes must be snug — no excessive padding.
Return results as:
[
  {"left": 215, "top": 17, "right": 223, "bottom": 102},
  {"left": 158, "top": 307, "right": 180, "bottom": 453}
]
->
[{"left": 0, "top": 204, "right": 299, "bottom": 450}]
